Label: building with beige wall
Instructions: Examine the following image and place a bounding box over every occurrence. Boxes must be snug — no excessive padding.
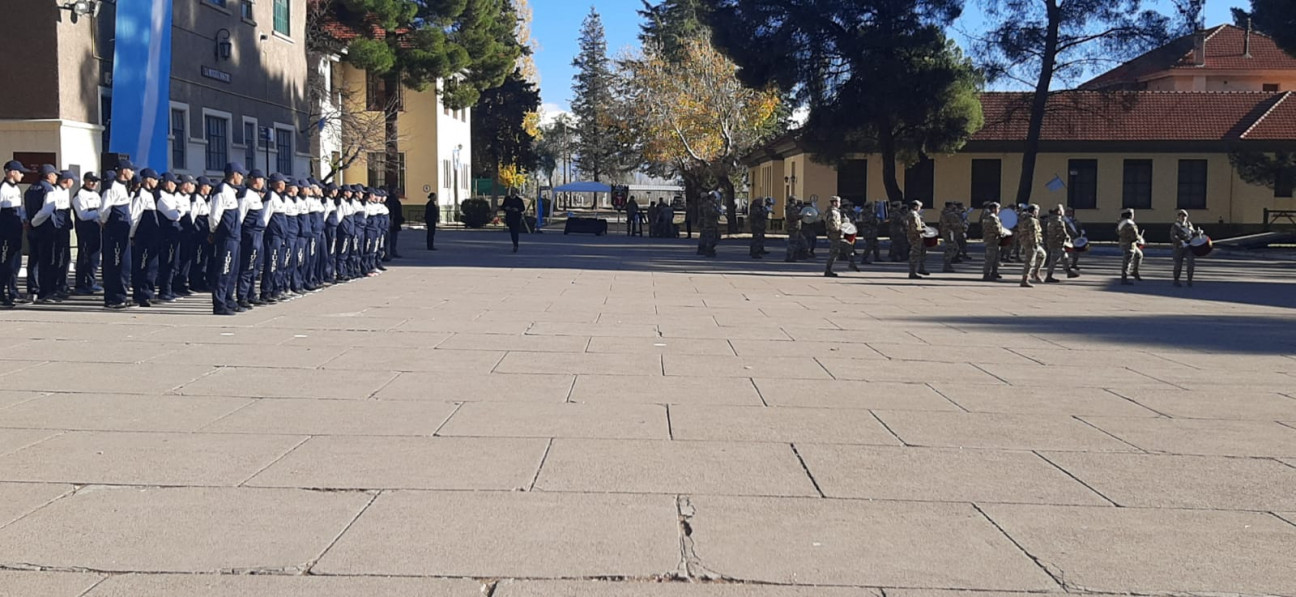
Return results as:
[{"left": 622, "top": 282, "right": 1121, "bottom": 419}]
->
[
  {"left": 0, "top": 0, "right": 311, "bottom": 178},
  {"left": 745, "top": 27, "right": 1296, "bottom": 238}
]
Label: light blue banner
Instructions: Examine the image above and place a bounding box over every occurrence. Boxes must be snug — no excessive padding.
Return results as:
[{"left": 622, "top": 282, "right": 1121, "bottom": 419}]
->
[{"left": 109, "top": 0, "right": 173, "bottom": 170}]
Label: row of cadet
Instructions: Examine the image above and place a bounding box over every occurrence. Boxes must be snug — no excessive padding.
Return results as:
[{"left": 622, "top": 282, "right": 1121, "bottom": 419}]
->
[{"left": 0, "top": 160, "right": 397, "bottom": 314}]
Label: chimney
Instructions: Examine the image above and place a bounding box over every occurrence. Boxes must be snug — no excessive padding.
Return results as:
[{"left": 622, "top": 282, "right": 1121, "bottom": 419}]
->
[
  {"left": 1193, "top": 30, "right": 1206, "bottom": 67},
  {"left": 1244, "top": 18, "right": 1253, "bottom": 58}
]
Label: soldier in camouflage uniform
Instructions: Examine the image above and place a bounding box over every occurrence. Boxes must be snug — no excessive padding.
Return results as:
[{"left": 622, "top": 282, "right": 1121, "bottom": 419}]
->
[
  {"left": 1117, "top": 209, "right": 1144, "bottom": 285},
  {"left": 981, "top": 203, "right": 1004, "bottom": 282},
  {"left": 823, "top": 196, "right": 859, "bottom": 277},
  {"left": 888, "top": 200, "right": 908, "bottom": 262},
  {"left": 1065, "top": 207, "right": 1084, "bottom": 271},
  {"left": 954, "top": 202, "right": 970, "bottom": 261},
  {"left": 749, "top": 197, "right": 769, "bottom": 259},
  {"left": 856, "top": 202, "right": 880, "bottom": 264},
  {"left": 1043, "top": 205, "right": 1076, "bottom": 282},
  {"left": 1018, "top": 204, "right": 1045, "bottom": 288},
  {"left": 939, "top": 202, "right": 961, "bottom": 273},
  {"left": 905, "top": 200, "right": 928, "bottom": 279},
  {"left": 784, "top": 197, "right": 805, "bottom": 262},
  {"left": 1170, "top": 209, "right": 1197, "bottom": 287},
  {"left": 698, "top": 191, "right": 720, "bottom": 258}
]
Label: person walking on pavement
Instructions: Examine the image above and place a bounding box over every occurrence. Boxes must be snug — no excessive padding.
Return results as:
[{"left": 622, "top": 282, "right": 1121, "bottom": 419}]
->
[
  {"left": 424, "top": 192, "right": 439, "bottom": 250},
  {"left": 981, "top": 203, "right": 1005, "bottom": 282},
  {"left": 1117, "top": 209, "right": 1144, "bottom": 286},
  {"left": 749, "top": 197, "right": 769, "bottom": 259},
  {"left": 1170, "top": 209, "right": 1199, "bottom": 287},
  {"left": 1018, "top": 204, "right": 1046, "bottom": 288},
  {"left": 823, "top": 196, "right": 860, "bottom": 277},
  {"left": 502, "top": 194, "right": 526, "bottom": 253}
]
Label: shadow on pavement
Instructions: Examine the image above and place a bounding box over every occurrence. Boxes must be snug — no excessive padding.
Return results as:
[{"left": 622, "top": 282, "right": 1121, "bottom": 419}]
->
[{"left": 923, "top": 313, "right": 1296, "bottom": 354}]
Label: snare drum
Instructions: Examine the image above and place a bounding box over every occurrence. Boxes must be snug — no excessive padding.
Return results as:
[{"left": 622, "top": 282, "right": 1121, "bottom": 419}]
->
[
  {"left": 998, "top": 231, "right": 1014, "bottom": 248},
  {"left": 1071, "top": 237, "right": 1090, "bottom": 253},
  {"left": 922, "top": 226, "right": 939, "bottom": 248}
]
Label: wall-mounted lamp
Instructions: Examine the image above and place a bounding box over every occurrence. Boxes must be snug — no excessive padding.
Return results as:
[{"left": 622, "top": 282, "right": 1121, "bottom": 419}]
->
[
  {"left": 215, "top": 28, "right": 233, "bottom": 61},
  {"left": 55, "top": 0, "right": 99, "bottom": 21}
]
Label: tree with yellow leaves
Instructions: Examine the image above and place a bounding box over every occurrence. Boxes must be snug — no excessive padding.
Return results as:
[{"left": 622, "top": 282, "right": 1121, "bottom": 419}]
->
[{"left": 618, "top": 36, "right": 782, "bottom": 233}]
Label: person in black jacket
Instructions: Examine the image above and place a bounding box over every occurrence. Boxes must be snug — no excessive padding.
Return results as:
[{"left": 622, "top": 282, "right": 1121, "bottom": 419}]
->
[
  {"left": 501, "top": 194, "right": 525, "bottom": 253},
  {"left": 384, "top": 188, "right": 404, "bottom": 260},
  {"left": 424, "top": 192, "right": 439, "bottom": 250}
]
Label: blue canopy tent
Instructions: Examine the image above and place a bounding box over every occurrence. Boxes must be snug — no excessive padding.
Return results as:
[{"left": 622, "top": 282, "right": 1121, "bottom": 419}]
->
[{"left": 554, "top": 181, "right": 612, "bottom": 211}]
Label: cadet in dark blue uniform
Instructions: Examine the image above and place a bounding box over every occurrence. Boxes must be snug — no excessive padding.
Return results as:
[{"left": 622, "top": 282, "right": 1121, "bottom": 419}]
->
[
  {"left": 210, "top": 163, "right": 246, "bottom": 315},
  {"left": 190, "top": 177, "right": 213, "bottom": 293},
  {"left": 236, "top": 170, "right": 267, "bottom": 310},
  {"left": 31, "top": 170, "right": 75, "bottom": 303},
  {"left": 170, "top": 175, "right": 198, "bottom": 297},
  {"left": 321, "top": 183, "right": 339, "bottom": 284},
  {"left": 130, "top": 169, "right": 162, "bottom": 307},
  {"left": 155, "top": 173, "right": 184, "bottom": 302},
  {"left": 98, "top": 162, "right": 136, "bottom": 309},
  {"left": 71, "top": 173, "right": 103, "bottom": 295},
  {"left": 1, "top": 161, "right": 31, "bottom": 307},
  {"left": 53, "top": 171, "right": 75, "bottom": 298},
  {"left": 23, "top": 164, "right": 58, "bottom": 301},
  {"left": 261, "top": 173, "right": 288, "bottom": 303},
  {"left": 333, "top": 186, "right": 353, "bottom": 282}
]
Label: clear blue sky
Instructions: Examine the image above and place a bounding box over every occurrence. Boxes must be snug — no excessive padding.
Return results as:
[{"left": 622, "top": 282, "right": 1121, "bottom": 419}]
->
[{"left": 530, "top": 0, "right": 1243, "bottom": 112}]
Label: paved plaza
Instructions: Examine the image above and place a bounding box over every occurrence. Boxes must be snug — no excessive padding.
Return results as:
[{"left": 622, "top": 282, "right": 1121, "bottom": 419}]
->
[{"left": 0, "top": 230, "right": 1294, "bottom": 596}]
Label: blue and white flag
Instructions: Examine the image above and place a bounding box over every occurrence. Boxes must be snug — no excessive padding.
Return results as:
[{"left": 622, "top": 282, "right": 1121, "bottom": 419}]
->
[
  {"left": 1045, "top": 175, "right": 1066, "bottom": 192},
  {"left": 109, "top": 0, "right": 173, "bottom": 170}
]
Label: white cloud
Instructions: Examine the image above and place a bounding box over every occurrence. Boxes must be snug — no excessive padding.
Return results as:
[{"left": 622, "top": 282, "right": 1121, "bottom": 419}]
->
[{"left": 539, "top": 103, "right": 573, "bottom": 127}]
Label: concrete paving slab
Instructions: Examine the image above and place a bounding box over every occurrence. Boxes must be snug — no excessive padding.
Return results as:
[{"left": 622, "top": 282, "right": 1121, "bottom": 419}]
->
[
  {"left": 0, "top": 431, "right": 304, "bottom": 486},
  {"left": 256, "top": 314, "right": 410, "bottom": 332},
  {"left": 974, "top": 364, "right": 1165, "bottom": 387},
  {"left": 438, "top": 333, "right": 591, "bottom": 353},
  {"left": 375, "top": 372, "right": 574, "bottom": 402},
  {"left": 143, "top": 326, "right": 299, "bottom": 345},
  {"left": 497, "top": 352, "right": 655, "bottom": 375},
  {"left": 0, "top": 571, "right": 104, "bottom": 597},
  {"left": 929, "top": 384, "right": 1159, "bottom": 417},
  {"left": 585, "top": 336, "right": 735, "bottom": 356},
  {"left": 569, "top": 375, "right": 763, "bottom": 406},
  {"left": 534, "top": 439, "right": 818, "bottom": 496},
  {"left": 777, "top": 326, "right": 926, "bottom": 345},
  {"left": 85, "top": 575, "right": 483, "bottom": 597},
  {"left": 0, "top": 390, "right": 45, "bottom": 410},
  {"left": 1155, "top": 352, "right": 1296, "bottom": 372},
  {"left": 0, "top": 339, "right": 183, "bottom": 364},
  {"left": 1083, "top": 416, "right": 1296, "bottom": 457},
  {"left": 323, "top": 348, "right": 504, "bottom": 374},
  {"left": 163, "top": 344, "right": 351, "bottom": 369},
  {"left": 1043, "top": 451, "right": 1296, "bottom": 510},
  {"left": 1, "top": 362, "right": 214, "bottom": 395},
  {"left": 277, "top": 329, "right": 453, "bottom": 348},
  {"left": 869, "top": 343, "right": 1037, "bottom": 365},
  {"left": 178, "top": 367, "right": 398, "bottom": 400},
  {"left": 527, "top": 322, "right": 660, "bottom": 338},
  {"left": 5, "top": 322, "right": 171, "bottom": 342},
  {"left": 798, "top": 445, "right": 1108, "bottom": 505},
  {"left": 1110, "top": 388, "right": 1296, "bottom": 420},
  {"left": 0, "top": 482, "right": 73, "bottom": 527},
  {"left": 438, "top": 402, "right": 669, "bottom": 439},
  {"left": 981, "top": 504, "right": 1296, "bottom": 594},
  {"left": 889, "top": 592, "right": 1067, "bottom": 597},
  {"left": 0, "top": 394, "right": 252, "bottom": 433},
  {"left": 1126, "top": 362, "right": 1296, "bottom": 387},
  {"left": 874, "top": 411, "right": 1137, "bottom": 452},
  {"left": 0, "top": 360, "right": 52, "bottom": 377},
  {"left": 687, "top": 496, "right": 1057, "bottom": 589},
  {"left": 247, "top": 436, "right": 547, "bottom": 490},
  {"left": 752, "top": 379, "right": 957, "bottom": 410},
  {"left": 0, "top": 429, "right": 60, "bottom": 457},
  {"left": 200, "top": 398, "right": 458, "bottom": 436},
  {"left": 669, "top": 405, "right": 901, "bottom": 445},
  {"left": 818, "top": 358, "right": 1003, "bottom": 384},
  {"left": 314, "top": 491, "right": 680, "bottom": 578},
  {"left": 658, "top": 323, "right": 792, "bottom": 341},
  {"left": 728, "top": 339, "right": 884, "bottom": 360},
  {"left": 664, "top": 355, "right": 830, "bottom": 379},
  {"left": 397, "top": 317, "right": 533, "bottom": 335},
  {"left": 0, "top": 486, "right": 370, "bottom": 573},
  {"left": 494, "top": 580, "right": 880, "bottom": 596}
]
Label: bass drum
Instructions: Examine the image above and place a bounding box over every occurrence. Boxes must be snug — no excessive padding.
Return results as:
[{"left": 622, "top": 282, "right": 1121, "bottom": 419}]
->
[
  {"left": 1189, "top": 235, "right": 1213, "bottom": 257},
  {"left": 998, "top": 230, "right": 1014, "bottom": 248},
  {"left": 922, "top": 226, "right": 939, "bottom": 248},
  {"left": 841, "top": 221, "right": 857, "bottom": 243},
  {"left": 998, "top": 209, "right": 1019, "bottom": 230},
  {"left": 1069, "top": 237, "right": 1090, "bottom": 253}
]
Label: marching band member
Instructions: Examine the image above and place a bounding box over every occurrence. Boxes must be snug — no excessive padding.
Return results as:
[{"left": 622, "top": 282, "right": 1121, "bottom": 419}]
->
[
  {"left": 980, "top": 203, "right": 1005, "bottom": 282},
  {"left": 1117, "top": 209, "right": 1144, "bottom": 286},
  {"left": 1170, "top": 209, "right": 1198, "bottom": 287},
  {"left": 1018, "top": 204, "right": 1045, "bottom": 288}
]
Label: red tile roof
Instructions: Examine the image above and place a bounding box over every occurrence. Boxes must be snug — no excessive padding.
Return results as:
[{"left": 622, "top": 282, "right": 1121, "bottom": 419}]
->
[
  {"left": 1083, "top": 25, "right": 1296, "bottom": 90},
  {"left": 972, "top": 91, "right": 1294, "bottom": 143},
  {"left": 1241, "top": 92, "right": 1296, "bottom": 140}
]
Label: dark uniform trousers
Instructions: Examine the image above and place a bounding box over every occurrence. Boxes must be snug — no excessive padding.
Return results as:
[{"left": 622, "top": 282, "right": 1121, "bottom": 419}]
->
[
  {"left": 74, "top": 217, "right": 101, "bottom": 293},
  {"left": 102, "top": 204, "right": 132, "bottom": 306},
  {"left": 131, "top": 210, "right": 160, "bottom": 304},
  {"left": 237, "top": 209, "right": 265, "bottom": 303}
]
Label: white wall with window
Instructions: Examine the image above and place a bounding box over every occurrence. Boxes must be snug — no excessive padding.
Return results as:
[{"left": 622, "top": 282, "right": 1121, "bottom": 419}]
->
[{"left": 436, "top": 80, "right": 472, "bottom": 209}]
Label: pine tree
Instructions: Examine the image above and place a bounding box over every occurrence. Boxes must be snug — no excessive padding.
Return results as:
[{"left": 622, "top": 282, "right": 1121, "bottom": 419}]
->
[
  {"left": 570, "top": 8, "right": 620, "bottom": 182},
  {"left": 1234, "top": 0, "right": 1296, "bottom": 55},
  {"left": 638, "top": 0, "right": 707, "bottom": 59}
]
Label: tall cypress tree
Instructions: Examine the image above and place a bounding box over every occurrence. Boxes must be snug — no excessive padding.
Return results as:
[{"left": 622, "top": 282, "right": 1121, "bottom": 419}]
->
[{"left": 570, "top": 8, "right": 619, "bottom": 182}]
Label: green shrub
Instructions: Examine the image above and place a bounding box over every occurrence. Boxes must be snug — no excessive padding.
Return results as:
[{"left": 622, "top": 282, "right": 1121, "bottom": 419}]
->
[{"left": 459, "top": 198, "right": 492, "bottom": 228}]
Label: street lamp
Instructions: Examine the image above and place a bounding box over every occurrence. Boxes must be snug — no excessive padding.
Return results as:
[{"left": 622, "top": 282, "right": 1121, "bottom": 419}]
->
[
  {"left": 55, "top": 0, "right": 99, "bottom": 22},
  {"left": 452, "top": 144, "right": 462, "bottom": 217},
  {"left": 215, "top": 29, "right": 233, "bottom": 62}
]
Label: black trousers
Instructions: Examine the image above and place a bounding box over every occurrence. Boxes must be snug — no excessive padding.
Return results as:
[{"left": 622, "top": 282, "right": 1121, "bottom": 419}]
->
[
  {"left": 425, "top": 223, "right": 436, "bottom": 249},
  {"left": 25, "top": 229, "right": 41, "bottom": 297},
  {"left": 507, "top": 219, "right": 521, "bottom": 248},
  {"left": 102, "top": 219, "right": 131, "bottom": 306}
]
